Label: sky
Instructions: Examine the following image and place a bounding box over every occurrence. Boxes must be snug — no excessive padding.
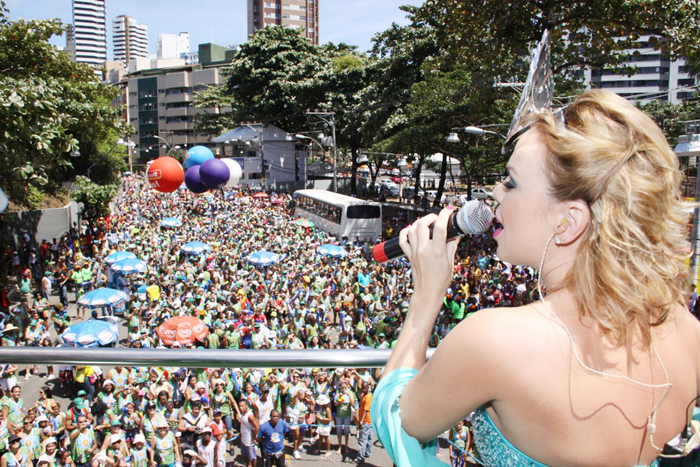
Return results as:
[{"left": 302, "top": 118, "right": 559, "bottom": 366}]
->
[{"left": 6, "top": 0, "right": 424, "bottom": 57}]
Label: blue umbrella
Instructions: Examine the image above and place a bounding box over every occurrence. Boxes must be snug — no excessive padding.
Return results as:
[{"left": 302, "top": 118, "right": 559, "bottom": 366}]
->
[
  {"left": 62, "top": 319, "right": 119, "bottom": 347},
  {"left": 317, "top": 244, "right": 347, "bottom": 258},
  {"left": 111, "top": 258, "right": 148, "bottom": 275},
  {"left": 104, "top": 251, "right": 137, "bottom": 265},
  {"left": 182, "top": 241, "right": 211, "bottom": 255},
  {"left": 248, "top": 250, "right": 281, "bottom": 266},
  {"left": 161, "top": 217, "right": 182, "bottom": 228},
  {"left": 77, "top": 288, "right": 129, "bottom": 307}
]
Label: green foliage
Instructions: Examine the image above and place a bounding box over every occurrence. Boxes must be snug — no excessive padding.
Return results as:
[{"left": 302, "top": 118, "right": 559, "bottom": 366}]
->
[
  {"left": 638, "top": 100, "right": 700, "bottom": 145},
  {"left": 72, "top": 175, "right": 118, "bottom": 223},
  {"left": 0, "top": 10, "right": 127, "bottom": 209},
  {"left": 26, "top": 185, "right": 44, "bottom": 210},
  {"left": 222, "top": 26, "right": 332, "bottom": 131}
]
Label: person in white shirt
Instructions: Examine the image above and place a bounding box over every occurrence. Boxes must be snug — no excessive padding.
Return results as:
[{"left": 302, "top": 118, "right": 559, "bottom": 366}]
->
[
  {"left": 254, "top": 386, "right": 274, "bottom": 426},
  {"left": 195, "top": 427, "right": 218, "bottom": 467},
  {"left": 238, "top": 400, "right": 259, "bottom": 467}
]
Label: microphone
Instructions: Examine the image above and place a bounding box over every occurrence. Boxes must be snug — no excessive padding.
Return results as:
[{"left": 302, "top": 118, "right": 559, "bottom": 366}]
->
[{"left": 373, "top": 200, "right": 494, "bottom": 263}]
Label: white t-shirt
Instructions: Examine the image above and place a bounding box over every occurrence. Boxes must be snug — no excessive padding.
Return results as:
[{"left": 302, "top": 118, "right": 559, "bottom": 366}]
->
[
  {"left": 196, "top": 438, "right": 217, "bottom": 467},
  {"left": 240, "top": 411, "right": 255, "bottom": 447},
  {"left": 255, "top": 397, "right": 274, "bottom": 426}
]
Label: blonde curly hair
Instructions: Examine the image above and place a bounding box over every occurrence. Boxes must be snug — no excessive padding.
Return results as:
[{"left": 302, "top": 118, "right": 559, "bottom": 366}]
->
[{"left": 532, "top": 90, "right": 690, "bottom": 347}]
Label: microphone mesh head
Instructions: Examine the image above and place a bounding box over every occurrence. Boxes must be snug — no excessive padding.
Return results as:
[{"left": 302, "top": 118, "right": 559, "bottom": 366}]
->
[{"left": 455, "top": 200, "right": 494, "bottom": 235}]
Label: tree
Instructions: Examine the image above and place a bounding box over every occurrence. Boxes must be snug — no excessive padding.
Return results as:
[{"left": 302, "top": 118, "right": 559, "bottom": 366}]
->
[
  {"left": 221, "top": 26, "right": 332, "bottom": 132},
  {"left": 0, "top": 5, "right": 127, "bottom": 208},
  {"left": 415, "top": 0, "right": 700, "bottom": 80},
  {"left": 72, "top": 176, "right": 119, "bottom": 228}
]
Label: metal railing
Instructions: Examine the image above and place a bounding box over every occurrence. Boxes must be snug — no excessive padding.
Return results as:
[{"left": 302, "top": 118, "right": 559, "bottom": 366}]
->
[{"left": 0, "top": 348, "right": 436, "bottom": 368}]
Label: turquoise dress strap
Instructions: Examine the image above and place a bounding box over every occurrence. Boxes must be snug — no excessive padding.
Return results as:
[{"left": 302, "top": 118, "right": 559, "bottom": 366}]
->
[{"left": 370, "top": 368, "right": 448, "bottom": 466}]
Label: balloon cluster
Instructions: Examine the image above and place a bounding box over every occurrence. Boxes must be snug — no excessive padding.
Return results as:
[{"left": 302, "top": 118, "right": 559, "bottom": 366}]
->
[{"left": 146, "top": 146, "right": 242, "bottom": 194}]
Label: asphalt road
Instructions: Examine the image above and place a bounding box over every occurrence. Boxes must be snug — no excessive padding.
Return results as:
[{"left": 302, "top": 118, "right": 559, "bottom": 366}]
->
[{"left": 15, "top": 295, "right": 453, "bottom": 466}]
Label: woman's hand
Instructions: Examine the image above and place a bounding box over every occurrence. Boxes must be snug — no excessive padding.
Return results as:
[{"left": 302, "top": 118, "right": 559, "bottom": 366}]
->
[{"left": 399, "top": 207, "right": 460, "bottom": 299}]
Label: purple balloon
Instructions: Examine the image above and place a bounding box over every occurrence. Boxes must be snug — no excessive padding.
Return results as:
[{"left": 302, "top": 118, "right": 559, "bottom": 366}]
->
[
  {"left": 184, "top": 166, "right": 208, "bottom": 194},
  {"left": 199, "top": 158, "right": 231, "bottom": 189}
]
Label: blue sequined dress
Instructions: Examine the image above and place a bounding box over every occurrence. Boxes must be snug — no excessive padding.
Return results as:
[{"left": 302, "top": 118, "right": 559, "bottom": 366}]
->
[{"left": 371, "top": 368, "right": 660, "bottom": 467}]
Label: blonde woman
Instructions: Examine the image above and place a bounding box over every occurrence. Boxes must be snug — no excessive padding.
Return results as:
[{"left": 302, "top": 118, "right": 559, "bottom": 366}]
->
[{"left": 372, "top": 90, "right": 700, "bottom": 467}]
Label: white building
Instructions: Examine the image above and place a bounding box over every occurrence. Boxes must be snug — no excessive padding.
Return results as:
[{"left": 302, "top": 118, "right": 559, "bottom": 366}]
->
[
  {"left": 585, "top": 35, "right": 697, "bottom": 104},
  {"left": 113, "top": 15, "right": 148, "bottom": 64},
  {"left": 158, "top": 32, "right": 190, "bottom": 60},
  {"left": 71, "top": 0, "right": 107, "bottom": 66}
]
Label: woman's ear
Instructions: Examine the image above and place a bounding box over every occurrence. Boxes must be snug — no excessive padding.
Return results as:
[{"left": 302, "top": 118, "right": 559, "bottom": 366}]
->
[{"left": 557, "top": 199, "right": 590, "bottom": 245}]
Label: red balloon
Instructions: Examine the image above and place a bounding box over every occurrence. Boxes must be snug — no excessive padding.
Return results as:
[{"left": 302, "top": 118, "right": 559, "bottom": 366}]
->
[{"left": 147, "top": 157, "right": 184, "bottom": 193}]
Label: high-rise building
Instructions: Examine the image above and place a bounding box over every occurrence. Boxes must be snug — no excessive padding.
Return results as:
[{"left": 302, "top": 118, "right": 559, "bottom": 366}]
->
[
  {"left": 248, "top": 0, "right": 319, "bottom": 45},
  {"left": 113, "top": 15, "right": 149, "bottom": 64},
  {"left": 585, "top": 35, "right": 697, "bottom": 104},
  {"left": 65, "top": 23, "right": 76, "bottom": 57},
  {"left": 71, "top": 0, "right": 107, "bottom": 66},
  {"left": 157, "top": 32, "right": 190, "bottom": 60}
]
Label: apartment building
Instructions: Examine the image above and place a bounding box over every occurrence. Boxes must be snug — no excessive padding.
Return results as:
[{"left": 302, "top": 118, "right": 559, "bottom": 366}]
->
[
  {"left": 585, "top": 35, "right": 697, "bottom": 104},
  {"left": 125, "top": 47, "right": 235, "bottom": 164},
  {"left": 248, "top": 0, "right": 319, "bottom": 45},
  {"left": 158, "top": 32, "right": 191, "bottom": 60},
  {"left": 113, "top": 15, "right": 149, "bottom": 64},
  {"left": 71, "top": 0, "right": 107, "bottom": 66}
]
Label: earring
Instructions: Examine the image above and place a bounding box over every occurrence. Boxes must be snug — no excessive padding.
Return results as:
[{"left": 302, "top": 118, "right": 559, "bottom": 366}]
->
[{"left": 554, "top": 236, "right": 561, "bottom": 245}]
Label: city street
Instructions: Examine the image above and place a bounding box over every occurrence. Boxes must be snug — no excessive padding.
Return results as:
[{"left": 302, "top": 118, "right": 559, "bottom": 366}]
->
[{"left": 16, "top": 297, "right": 452, "bottom": 466}]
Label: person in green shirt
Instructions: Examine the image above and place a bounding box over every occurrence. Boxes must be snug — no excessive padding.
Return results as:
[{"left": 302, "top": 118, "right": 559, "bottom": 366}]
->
[
  {"left": 150, "top": 421, "right": 179, "bottom": 467},
  {"left": 69, "top": 415, "right": 97, "bottom": 465}
]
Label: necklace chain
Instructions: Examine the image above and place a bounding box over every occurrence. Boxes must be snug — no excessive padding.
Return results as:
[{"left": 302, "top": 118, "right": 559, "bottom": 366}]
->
[{"left": 536, "top": 233, "right": 672, "bottom": 453}]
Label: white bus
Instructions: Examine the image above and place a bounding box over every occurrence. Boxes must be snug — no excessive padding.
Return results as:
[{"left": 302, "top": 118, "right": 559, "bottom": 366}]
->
[{"left": 293, "top": 189, "right": 382, "bottom": 241}]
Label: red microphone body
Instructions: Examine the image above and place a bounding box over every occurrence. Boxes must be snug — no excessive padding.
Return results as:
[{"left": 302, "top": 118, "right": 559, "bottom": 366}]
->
[{"left": 373, "top": 200, "right": 493, "bottom": 263}]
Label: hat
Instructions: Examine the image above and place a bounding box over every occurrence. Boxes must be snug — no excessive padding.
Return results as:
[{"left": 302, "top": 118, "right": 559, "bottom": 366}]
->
[
  {"left": 41, "top": 437, "right": 57, "bottom": 446},
  {"left": 36, "top": 415, "right": 49, "bottom": 423},
  {"left": 110, "top": 419, "right": 122, "bottom": 426},
  {"left": 201, "top": 426, "right": 212, "bottom": 434},
  {"left": 184, "top": 449, "right": 198, "bottom": 457},
  {"left": 196, "top": 381, "right": 206, "bottom": 389},
  {"left": 110, "top": 434, "right": 123, "bottom": 444},
  {"left": 3, "top": 323, "right": 19, "bottom": 332},
  {"left": 190, "top": 394, "right": 201, "bottom": 402},
  {"left": 103, "top": 379, "right": 114, "bottom": 386},
  {"left": 157, "top": 419, "right": 169, "bottom": 428},
  {"left": 77, "top": 390, "right": 87, "bottom": 396},
  {"left": 8, "top": 434, "right": 21, "bottom": 444},
  {"left": 316, "top": 395, "right": 331, "bottom": 405},
  {"left": 55, "top": 303, "right": 65, "bottom": 311},
  {"left": 133, "top": 433, "right": 146, "bottom": 445},
  {"left": 73, "top": 397, "right": 85, "bottom": 409},
  {"left": 37, "top": 455, "right": 53, "bottom": 465}
]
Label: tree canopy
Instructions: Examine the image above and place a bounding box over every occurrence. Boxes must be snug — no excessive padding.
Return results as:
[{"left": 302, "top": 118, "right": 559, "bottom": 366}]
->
[{"left": 0, "top": 2, "right": 127, "bottom": 209}]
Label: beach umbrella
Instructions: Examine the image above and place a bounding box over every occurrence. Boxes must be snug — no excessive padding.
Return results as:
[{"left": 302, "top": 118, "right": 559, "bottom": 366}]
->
[
  {"left": 156, "top": 316, "right": 209, "bottom": 346},
  {"left": 62, "top": 319, "right": 119, "bottom": 347},
  {"left": 160, "top": 217, "right": 182, "bottom": 228},
  {"left": 292, "top": 218, "right": 315, "bottom": 228},
  {"left": 104, "top": 251, "right": 137, "bottom": 265},
  {"left": 252, "top": 192, "right": 269, "bottom": 199},
  {"left": 248, "top": 250, "right": 281, "bottom": 266},
  {"left": 317, "top": 243, "right": 347, "bottom": 258},
  {"left": 182, "top": 241, "right": 211, "bottom": 255},
  {"left": 77, "top": 288, "right": 129, "bottom": 308},
  {"left": 111, "top": 258, "right": 148, "bottom": 275}
]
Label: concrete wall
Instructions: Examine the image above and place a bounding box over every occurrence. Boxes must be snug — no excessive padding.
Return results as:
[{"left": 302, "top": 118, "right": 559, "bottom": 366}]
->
[{"left": 2, "top": 202, "right": 81, "bottom": 249}]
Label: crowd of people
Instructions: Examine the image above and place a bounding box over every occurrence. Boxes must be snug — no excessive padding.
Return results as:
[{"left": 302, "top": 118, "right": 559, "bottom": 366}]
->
[{"left": 0, "top": 175, "right": 551, "bottom": 466}]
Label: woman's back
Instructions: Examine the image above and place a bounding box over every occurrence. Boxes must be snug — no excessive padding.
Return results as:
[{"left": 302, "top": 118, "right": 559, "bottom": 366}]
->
[{"left": 463, "top": 296, "right": 700, "bottom": 466}]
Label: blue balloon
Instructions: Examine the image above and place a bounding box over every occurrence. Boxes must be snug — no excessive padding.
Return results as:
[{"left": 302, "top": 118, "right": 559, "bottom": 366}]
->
[
  {"left": 184, "top": 166, "right": 208, "bottom": 194},
  {"left": 184, "top": 146, "right": 215, "bottom": 169},
  {"left": 199, "top": 158, "right": 230, "bottom": 189}
]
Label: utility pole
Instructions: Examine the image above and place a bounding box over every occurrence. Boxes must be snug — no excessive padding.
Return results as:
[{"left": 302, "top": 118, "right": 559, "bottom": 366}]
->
[{"left": 306, "top": 110, "right": 336, "bottom": 192}]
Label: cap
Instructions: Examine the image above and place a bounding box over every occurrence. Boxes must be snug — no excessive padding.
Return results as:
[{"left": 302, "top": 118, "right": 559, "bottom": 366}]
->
[
  {"left": 110, "top": 434, "right": 123, "bottom": 444},
  {"left": 77, "top": 390, "right": 87, "bottom": 396},
  {"left": 36, "top": 415, "right": 49, "bottom": 423},
  {"left": 184, "top": 449, "right": 198, "bottom": 457},
  {"left": 133, "top": 433, "right": 146, "bottom": 445},
  {"left": 201, "top": 427, "right": 212, "bottom": 434},
  {"left": 41, "top": 437, "right": 57, "bottom": 446},
  {"left": 110, "top": 419, "right": 122, "bottom": 426},
  {"left": 196, "top": 381, "right": 207, "bottom": 389},
  {"left": 37, "top": 455, "right": 53, "bottom": 465},
  {"left": 103, "top": 379, "right": 114, "bottom": 386},
  {"left": 73, "top": 397, "right": 85, "bottom": 409},
  {"left": 316, "top": 395, "right": 331, "bottom": 405}
]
